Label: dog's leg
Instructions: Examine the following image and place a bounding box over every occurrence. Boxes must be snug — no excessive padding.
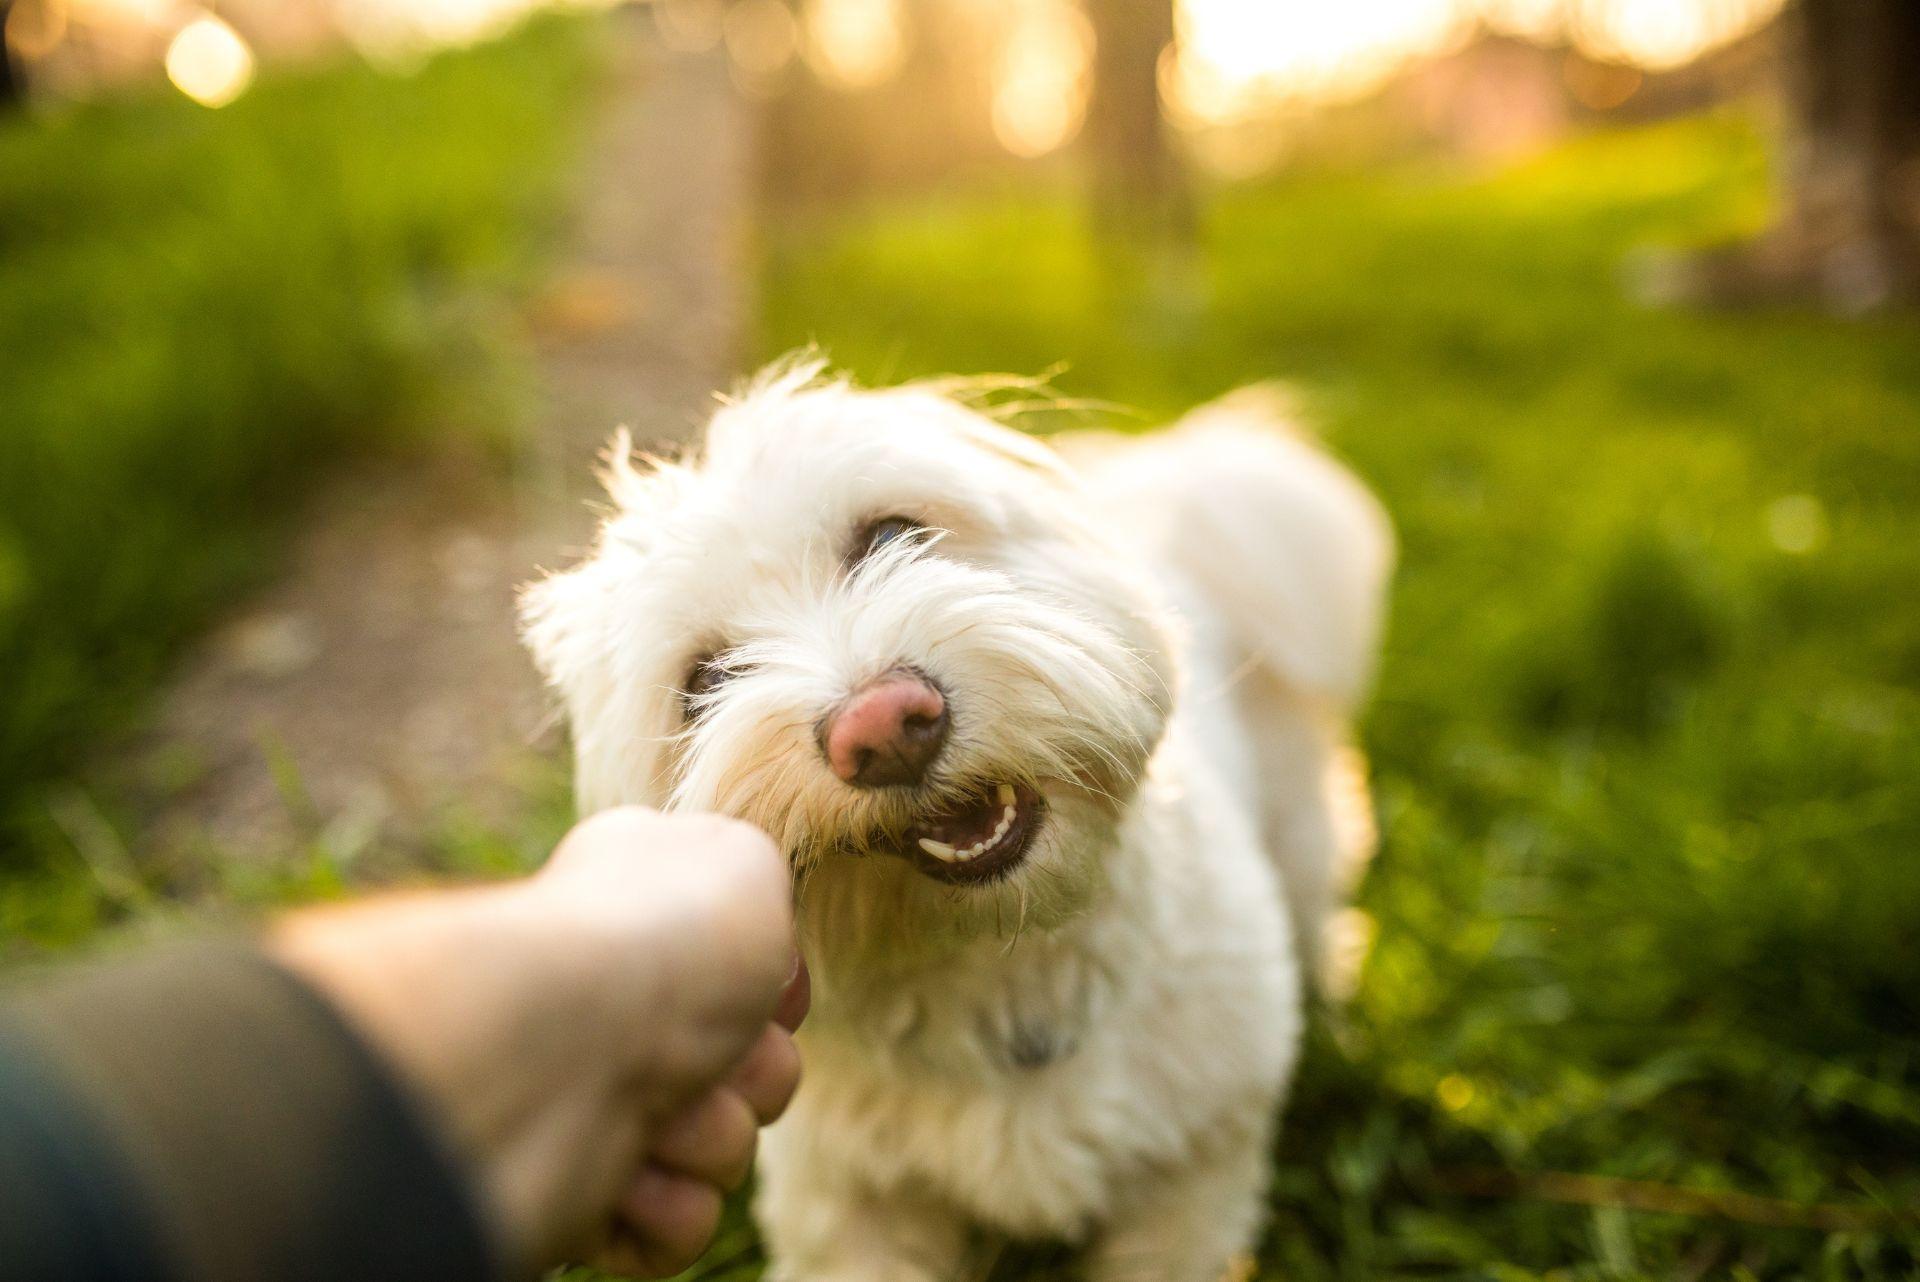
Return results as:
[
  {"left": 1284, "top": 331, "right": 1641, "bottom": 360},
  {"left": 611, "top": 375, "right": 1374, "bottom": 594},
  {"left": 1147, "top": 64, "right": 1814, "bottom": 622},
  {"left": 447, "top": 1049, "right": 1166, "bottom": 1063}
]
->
[
  {"left": 759, "top": 1179, "right": 975, "bottom": 1282},
  {"left": 1080, "top": 1126, "right": 1270, "bottom": 1282},
  {"left": 1238, "top": 671, "right": 1376, "bottom": 988}
]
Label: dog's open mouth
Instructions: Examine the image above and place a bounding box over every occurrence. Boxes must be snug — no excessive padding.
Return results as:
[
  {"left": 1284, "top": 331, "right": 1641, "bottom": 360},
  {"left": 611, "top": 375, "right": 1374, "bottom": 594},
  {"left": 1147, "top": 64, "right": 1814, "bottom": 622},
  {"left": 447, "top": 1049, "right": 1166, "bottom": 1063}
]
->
[{"left": 900, "top": 782, "right": 1044, "bottom": 884}]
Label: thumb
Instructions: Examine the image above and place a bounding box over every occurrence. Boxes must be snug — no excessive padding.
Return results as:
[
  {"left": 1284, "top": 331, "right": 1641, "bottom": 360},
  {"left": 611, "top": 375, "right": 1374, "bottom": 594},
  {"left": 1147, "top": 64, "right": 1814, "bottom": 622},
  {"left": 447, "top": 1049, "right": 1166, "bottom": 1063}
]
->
[{"left": 541, "top": 808, "right": 795, "bottom": 1103}]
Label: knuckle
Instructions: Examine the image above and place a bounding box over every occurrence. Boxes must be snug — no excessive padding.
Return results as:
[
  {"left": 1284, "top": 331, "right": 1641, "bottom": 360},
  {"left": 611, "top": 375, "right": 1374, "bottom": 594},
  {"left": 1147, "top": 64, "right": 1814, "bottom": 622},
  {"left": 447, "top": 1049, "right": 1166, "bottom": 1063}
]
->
[
  {"left": 718, "top": 1086, "right": 760, "bottom": 1141},
  {"left": 739, "top": 1030, "right": 802, "bottom": 1119},
  {"left": 721, "top": 1128, "right": 760, "bottom": 1189},
  {"left": 704, "top": 814, "right": 783, "bottom": 869},
  {"left": 551, "top": 805, "right": 661, "bottom": 867},
  {"left": 670, "top": 1184, "right": 724, "bottom": 1251},
  {"left": 584, "top": 804, "right": 666, "bottom": 840}
]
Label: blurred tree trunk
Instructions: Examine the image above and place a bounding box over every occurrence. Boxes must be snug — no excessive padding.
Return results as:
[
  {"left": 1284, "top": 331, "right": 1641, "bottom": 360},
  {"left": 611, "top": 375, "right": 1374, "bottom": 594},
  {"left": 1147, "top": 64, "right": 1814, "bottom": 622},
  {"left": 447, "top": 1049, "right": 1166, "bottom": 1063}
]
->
[
  {"left": 1779, "top": 0, "right": 1920, "bottom": 304},
  {"left": 1081, "top": 0, "right": 1193, "bottom": 245},
  {"left": 0, "top": 4, "right": 23, "bottom": 110},
  {"left": 1677, "top": 0, "right": 1920, "bottom": 310}
]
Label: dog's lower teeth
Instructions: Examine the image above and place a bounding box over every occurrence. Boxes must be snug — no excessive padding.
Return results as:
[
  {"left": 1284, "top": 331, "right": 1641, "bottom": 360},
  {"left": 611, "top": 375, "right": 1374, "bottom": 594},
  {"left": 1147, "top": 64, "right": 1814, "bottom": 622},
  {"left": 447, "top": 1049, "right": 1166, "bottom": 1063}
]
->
[{"left": 909, "top": 786, "right": 1036, "bottom": 872}]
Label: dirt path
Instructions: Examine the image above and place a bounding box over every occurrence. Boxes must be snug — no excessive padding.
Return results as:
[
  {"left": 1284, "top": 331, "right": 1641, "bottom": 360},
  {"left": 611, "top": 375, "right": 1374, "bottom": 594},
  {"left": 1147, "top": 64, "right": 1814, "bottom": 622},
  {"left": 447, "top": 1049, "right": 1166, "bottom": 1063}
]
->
[{"left": 133, "top": 16, "right": 749, "bottom": 860}]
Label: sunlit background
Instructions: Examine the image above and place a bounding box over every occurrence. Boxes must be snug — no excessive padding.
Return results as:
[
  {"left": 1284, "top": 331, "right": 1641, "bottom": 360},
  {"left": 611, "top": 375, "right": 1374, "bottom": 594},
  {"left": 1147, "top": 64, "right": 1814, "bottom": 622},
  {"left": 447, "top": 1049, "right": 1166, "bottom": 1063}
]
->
[{"left": 8, "top": 0, "right": 1783, "bottom": 150}]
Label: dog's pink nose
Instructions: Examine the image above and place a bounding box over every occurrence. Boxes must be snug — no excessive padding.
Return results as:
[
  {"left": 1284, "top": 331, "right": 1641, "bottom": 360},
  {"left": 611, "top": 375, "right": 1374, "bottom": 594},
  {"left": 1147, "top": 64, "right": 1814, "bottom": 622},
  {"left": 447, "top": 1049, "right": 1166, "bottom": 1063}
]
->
[{"left": 822, "top": 669, "right": 949, "bottom": 788}]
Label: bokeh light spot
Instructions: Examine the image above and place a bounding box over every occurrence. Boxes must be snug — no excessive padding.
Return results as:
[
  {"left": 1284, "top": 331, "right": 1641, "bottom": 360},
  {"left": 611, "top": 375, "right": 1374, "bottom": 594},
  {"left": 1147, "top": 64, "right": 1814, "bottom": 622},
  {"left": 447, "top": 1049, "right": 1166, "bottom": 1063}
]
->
[
  {"left": 657, "top": 0, "right": 725, "bottom": 54},
  {"left": 724, "top": 0, "right": 798, "bottom": 83},
  {"left": 4, "top": 0, "right": 70, "bottom": 62},
  {"left": 1767, "top": 494, "right": 1828, "bottom": 555},
  {"left": 801, "top": 0, "right": 904, "bottom": 91},
  {"left": 990, "top": 0, "right": 1091, "bottom": 159},
  {"left": 165, "top": 12, "right": 254, "bottom": 108},
  {"left": 1437, "top": 1073, "right": 1477, "bottom": 1112}
]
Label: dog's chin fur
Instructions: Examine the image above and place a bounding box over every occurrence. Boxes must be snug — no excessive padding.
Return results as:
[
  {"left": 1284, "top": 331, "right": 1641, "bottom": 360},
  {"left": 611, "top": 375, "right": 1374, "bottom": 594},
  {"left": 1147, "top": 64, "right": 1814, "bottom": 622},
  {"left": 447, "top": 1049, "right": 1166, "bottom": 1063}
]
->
[{"left": 522, "top": 359, "right": 1394, "bottom": 1281}]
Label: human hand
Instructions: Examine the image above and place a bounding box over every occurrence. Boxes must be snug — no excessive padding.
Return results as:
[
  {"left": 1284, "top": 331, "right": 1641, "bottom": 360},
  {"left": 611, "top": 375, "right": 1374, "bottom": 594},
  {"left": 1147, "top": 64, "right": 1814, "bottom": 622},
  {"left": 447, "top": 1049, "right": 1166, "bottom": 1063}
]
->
[{"left": 273, "top": 807, "right": 804, "bottom": 1279}]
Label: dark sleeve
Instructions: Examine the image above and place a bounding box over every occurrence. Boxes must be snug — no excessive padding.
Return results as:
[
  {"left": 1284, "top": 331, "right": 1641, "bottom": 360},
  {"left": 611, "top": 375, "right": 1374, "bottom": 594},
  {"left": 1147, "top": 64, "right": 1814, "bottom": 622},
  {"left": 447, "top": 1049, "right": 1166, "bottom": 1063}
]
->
[{"left": 0, "top": 938, "right": 501, "bottom": 1282}]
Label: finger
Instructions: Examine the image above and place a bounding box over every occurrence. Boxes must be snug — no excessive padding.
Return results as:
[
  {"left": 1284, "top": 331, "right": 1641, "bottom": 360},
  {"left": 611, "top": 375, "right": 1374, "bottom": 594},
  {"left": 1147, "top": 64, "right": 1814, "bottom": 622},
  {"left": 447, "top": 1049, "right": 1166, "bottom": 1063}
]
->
[
  {"left": 774, "top": 952, "right": 811, "bottom": 1031},
  {"left": 597, "top": 1222, "right": 712, "bottom": 1282},
  {"left": 606, "top": 1166, "right": 725, "bottom": 1277},
  {"left": 727, "top": 1023, "right": 802, "bottom": 1123},
  {"left": 593, "top": 1225, "right": 664, "bottom": 1281},
  {"left": 645, "top": 1087, "right": 759, "bottom": 1190}
]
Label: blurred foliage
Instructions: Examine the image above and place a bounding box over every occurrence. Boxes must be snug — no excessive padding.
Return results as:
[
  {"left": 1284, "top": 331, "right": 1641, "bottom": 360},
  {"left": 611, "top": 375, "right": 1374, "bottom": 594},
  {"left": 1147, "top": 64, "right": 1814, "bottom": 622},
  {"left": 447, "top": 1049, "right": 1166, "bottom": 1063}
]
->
[
  {"left": 0, "top": 14, "right": 599, "bottom": 865},
  {"left": 747, "top": 110, "right": 1920, "bottom": 1277},
  {"left": 0, "top": 750, "right": 575, "bottom": 963}
]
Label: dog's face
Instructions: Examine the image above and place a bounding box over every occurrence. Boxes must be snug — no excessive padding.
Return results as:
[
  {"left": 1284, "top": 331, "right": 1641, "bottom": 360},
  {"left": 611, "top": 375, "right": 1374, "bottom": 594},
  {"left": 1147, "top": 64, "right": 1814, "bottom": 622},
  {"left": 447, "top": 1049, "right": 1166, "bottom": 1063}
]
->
[{"left": 523, "top": 366, "right": 1176, "bottom": 950}]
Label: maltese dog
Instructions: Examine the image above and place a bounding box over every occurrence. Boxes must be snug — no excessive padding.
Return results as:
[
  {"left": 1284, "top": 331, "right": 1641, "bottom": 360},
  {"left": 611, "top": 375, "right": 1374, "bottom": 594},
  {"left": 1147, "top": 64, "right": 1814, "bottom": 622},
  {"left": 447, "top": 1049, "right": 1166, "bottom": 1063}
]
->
[{"left": 522, "top": 359, "right": 1393, "bottom": 1281}]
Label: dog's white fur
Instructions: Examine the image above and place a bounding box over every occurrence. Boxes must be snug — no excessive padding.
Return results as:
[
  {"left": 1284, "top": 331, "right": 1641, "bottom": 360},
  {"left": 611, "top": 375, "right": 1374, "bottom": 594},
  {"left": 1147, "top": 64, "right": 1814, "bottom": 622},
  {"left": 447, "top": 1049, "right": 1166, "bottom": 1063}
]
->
[{"left": 521, "top": 361, "right": 1393, "bottom": 1281}]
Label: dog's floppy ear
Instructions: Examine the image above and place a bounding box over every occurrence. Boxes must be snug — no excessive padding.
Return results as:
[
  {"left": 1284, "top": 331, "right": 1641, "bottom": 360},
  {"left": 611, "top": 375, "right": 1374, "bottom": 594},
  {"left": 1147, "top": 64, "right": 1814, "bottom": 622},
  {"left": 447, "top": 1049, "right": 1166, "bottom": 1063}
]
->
[
  {"left": 519, "top": 551, "right": 621, "bottom": 723},
  {"left": 519, "top": 431, "right": 666, "bottom": 718},
  {"left": 520, "top": 545, "right": 666, "bottom": 813}
]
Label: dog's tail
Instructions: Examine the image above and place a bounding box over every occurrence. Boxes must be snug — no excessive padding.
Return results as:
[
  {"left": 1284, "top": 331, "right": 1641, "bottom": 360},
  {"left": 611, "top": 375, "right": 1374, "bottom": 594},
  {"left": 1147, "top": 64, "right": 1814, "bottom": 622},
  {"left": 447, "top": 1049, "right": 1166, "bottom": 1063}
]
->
[
  {"left": 1068, "top": 386, "right": 1394, "bottom": 989},
  {"left": 1157, "top": 384, "right": 1394, "bottom": 713}
]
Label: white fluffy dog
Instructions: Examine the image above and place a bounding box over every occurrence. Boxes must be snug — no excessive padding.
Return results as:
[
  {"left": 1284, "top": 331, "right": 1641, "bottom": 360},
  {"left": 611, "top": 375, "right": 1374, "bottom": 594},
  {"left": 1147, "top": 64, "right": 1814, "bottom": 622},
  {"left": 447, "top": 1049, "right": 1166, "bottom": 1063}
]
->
[{"left": 521, "top": 360, "right": 1393, "bottom": 1282}]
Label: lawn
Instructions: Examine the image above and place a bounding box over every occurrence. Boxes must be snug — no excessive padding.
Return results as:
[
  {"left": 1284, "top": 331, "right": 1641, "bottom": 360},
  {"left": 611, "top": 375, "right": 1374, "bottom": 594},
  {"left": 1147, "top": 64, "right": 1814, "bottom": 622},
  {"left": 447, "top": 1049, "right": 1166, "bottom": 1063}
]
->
[
  {"left": 0, "top": 14, "right": 599, "bottom": 865},
  {"left": 754, "top": 112, "right": 1920, "bottom": 1279}
]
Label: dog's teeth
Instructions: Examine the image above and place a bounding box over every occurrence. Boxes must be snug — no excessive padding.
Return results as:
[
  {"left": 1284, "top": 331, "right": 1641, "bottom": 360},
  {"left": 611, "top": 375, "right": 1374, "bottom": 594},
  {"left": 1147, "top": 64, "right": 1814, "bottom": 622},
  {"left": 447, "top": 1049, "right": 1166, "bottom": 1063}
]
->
[{"left": 916, "top": 791, "right": 1030, "bottom": 870}]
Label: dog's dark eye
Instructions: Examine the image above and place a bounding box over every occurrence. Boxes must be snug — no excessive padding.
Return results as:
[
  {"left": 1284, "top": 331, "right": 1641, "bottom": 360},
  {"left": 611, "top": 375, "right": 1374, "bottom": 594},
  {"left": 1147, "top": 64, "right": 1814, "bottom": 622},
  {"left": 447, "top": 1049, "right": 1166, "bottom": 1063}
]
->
[
  {"left": 852, "top": 515, "right": 924, "bottom": 565},
  {"left": 682, "top": 654, "right": 739, "bottom": 717}
]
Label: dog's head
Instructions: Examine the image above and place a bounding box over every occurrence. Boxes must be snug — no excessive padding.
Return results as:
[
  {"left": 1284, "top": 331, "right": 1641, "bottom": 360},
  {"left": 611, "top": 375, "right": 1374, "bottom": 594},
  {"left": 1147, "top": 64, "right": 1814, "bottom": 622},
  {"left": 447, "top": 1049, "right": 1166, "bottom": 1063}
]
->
[{"left": 522, "top": 362, "right": 1176, "bottom": 951}]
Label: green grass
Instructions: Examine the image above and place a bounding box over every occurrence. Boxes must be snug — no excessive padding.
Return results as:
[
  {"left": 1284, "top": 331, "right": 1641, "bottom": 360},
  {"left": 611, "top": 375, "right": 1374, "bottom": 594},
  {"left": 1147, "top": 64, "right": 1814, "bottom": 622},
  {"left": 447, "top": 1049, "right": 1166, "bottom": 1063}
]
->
[
  {"left": 752, "top": 112, "right": 1920, "bottom": 1278},
  {"left": 0, "top": 15, "right": 599, "bottom": 864}
]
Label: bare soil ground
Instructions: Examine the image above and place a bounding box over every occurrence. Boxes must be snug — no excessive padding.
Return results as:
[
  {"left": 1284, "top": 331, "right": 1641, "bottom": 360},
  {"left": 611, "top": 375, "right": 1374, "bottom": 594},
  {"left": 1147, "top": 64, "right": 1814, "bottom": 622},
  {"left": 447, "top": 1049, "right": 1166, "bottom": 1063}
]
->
[{"left": 133, "top": 16, "right": 748, "bottom": 859}]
